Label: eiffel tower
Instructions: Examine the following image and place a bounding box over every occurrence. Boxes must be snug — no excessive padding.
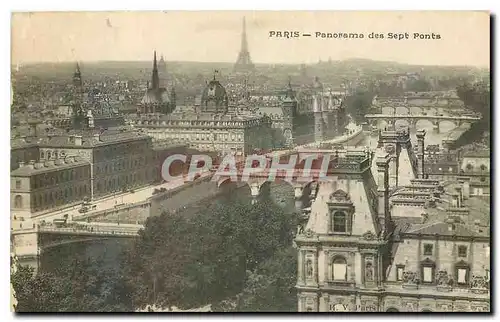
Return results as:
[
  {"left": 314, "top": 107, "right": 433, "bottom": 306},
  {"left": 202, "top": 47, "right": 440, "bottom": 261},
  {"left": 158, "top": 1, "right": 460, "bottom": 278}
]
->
[{"left": 234, "top": 17, "right": 255, "bottom": 73}]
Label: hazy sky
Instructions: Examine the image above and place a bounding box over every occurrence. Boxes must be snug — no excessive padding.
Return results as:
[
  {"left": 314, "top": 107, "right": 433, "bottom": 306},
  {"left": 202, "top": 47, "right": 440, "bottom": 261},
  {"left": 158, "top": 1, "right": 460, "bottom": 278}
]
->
[{"left": 11, "top": 11, "right": 490, "bottom": 67}]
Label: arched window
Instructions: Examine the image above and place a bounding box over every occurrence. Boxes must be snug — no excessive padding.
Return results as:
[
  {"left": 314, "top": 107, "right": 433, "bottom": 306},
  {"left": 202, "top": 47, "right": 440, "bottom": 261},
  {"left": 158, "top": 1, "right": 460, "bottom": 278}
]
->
[
  {"left": 480, "top": 164, "right": 487, "bottom": 171},
  {"left": 14, "top": 195, "right": 23, "bottom": 208},
  {"left": 466, "top": 163, "right": 473, "bottom": 170},
  {"left": 332, "top": 257, "right": 347, "bottom": 281},
  {"left": 333, "top": 211, "right": 347, "bottom": 233}
]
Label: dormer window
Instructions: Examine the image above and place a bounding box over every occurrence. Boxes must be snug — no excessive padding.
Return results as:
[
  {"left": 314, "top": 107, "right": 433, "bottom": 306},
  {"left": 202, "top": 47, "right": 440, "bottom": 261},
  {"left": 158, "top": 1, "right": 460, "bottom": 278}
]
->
[
  {"left": 327, "top": 189, "right": 355, "bottom": 235},
  {"left": 333, "top": 211, "right": 347, "bottom": 233}
]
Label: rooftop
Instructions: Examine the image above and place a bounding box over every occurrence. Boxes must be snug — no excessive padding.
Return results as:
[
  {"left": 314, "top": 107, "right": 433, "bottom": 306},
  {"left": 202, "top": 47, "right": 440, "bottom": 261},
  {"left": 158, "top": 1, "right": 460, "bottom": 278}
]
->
[{"left": 11, "top": 156, "right": 90, "bottom": 177}]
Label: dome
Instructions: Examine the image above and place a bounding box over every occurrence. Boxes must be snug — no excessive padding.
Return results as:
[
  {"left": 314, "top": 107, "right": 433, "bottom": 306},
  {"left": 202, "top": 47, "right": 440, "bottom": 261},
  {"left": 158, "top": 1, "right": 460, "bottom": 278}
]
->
[{"left": 201, "top": 79, "right": 229, "bottom": 110}]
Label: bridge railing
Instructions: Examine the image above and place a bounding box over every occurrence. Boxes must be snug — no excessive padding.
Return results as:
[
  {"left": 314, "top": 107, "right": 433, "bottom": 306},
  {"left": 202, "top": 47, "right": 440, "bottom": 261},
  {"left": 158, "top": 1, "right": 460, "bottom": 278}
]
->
[{"left": 38, "top": 226, "right": 139, "bottom": 236}]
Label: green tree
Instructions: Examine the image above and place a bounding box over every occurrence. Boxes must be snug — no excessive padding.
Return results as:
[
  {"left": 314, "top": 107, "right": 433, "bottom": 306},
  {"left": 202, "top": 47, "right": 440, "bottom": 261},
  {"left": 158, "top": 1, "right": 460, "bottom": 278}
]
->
[
  {"left": 11, "top": 257, "right": 133, "bottom": 312},
  {"left": 344, "top": 89, "right": 375, "bottom": 124},
  {"left": 123, "top": 198, "right": 298, "bottom": 310},
  {"left": 213, "top": 246, "right": 298, "bottom": 312}
]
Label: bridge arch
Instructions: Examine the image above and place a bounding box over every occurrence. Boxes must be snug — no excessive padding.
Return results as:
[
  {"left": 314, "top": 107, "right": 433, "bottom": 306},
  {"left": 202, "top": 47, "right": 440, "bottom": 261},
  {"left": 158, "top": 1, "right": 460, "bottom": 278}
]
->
[
  {"left": 386, "top": 307, "right": 399, "bottom": 312},
  {"left": 438, "top": 120, "right": 459, "bottom": 132},
  {"left": 409, "top": 106, "right": 423, "bottom": 115},
  {"left": 415, "top": 119, "right": 434, "bottom": 129},
  {"left": 395, "top": 106, "right": 409, "bottom": 115}
]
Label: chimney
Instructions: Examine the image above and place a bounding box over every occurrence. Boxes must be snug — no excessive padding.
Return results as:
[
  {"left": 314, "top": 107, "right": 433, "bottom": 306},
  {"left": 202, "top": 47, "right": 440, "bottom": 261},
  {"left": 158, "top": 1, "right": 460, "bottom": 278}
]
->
[
  {"left": 18, "top": 161, "right": 25, "bottom": 168},
  {"left": 457, "top": 177, "right": 470, "bottom": 200},
  {"left": 416, "top": 130, "right": 426, "bottom": 179},
  {"left": 455, "top": 187, "right": 463, "bottom": 207},
  {"left": 376, "top": 154, "right": 391, "bottom": 235},
  {"left": 27, "top": 160, "right": 35, "bottom": 169},
  {"left": 474, "top": 219, "right": 482, "bottom": 233},
  {"left": 93, "top": 133, "right": 101, "bottom": 142},
  {"left": 74, "top": 135, "right": 83, "bottom": 146},
  {"left": 421, "top": 212, "right": 428, "bottom": 224}
]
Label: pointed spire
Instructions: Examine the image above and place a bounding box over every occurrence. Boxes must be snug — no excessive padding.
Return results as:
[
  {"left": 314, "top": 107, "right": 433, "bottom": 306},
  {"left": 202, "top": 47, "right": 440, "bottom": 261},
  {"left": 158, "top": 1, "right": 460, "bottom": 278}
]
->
[
  {"left": 151, "top": 51, "right": 160, "bottom": 90},
  {"left": 285, "top": 76, "right": 295, "bottom": 100}
]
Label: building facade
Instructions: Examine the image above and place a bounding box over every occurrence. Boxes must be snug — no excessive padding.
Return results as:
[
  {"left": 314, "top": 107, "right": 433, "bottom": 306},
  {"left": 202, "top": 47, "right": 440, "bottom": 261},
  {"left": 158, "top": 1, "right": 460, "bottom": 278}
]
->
[
  {"left": 295, "top": 134, "right": 490, "bottom": 312},
  {"left": 11, "top": 156, "right": 91, "bottom": 216}
]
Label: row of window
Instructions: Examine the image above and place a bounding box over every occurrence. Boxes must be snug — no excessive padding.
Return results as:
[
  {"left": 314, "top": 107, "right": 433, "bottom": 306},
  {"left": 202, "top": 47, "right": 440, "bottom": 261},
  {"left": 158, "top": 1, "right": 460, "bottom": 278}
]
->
[
  {"left": 94, "top": 157, "right": 149, "bottom": 174},
  {"left": 423, "top": 243, "right": 468, "bottom": 258},
  {"left": 13, "top": 184, "right": 90, "bottom": 210},
  {"left": 93, "top": 170, "right": 156, "bottom": 193},
  {"left": 395, "top": 264, "right": 489, "bottom": 285},
  {"left": 14, "top": 167, "right": 90, "bottom": 190}
]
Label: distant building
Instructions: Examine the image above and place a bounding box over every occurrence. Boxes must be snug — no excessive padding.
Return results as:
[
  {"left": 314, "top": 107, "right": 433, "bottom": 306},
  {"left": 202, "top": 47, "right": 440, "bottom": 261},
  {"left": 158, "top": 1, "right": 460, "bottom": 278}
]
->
[
  {"left": 138, "top": 51, "right": 176, "bottom": 114},
  {"left": 129, "top": 74, "right": 274, "bottom": 155}
]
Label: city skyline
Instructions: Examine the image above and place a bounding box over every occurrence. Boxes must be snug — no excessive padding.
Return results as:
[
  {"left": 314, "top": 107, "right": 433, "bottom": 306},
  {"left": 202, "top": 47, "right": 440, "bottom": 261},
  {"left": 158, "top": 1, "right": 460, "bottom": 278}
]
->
[{"left": 12, "top": 11, "right": 490, "bottom": 67}]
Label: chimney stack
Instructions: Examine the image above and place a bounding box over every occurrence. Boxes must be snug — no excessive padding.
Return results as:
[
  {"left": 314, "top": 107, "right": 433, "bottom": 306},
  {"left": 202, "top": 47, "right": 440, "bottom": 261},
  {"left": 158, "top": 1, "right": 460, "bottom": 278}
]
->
[
  {"left": 455, "top": 187, "right": 463, "bottom": 208},
  {"left": 27, "top": 160, "right": 35, "bottom": 169},
  {"left": 376, "top": 154, "right": 391, "bottom": 235},
  {"left": 421, "top": 212, "right": 428, "bottom": 224},
  {"left": 18, "top": 161, "right": 25, "bottom": 168},
  {"left": 74, "top": 135, "right": 83, "bottom": 146},
  {"left": 457, "top": 176, "right": 471, "bottom": 200},
  {"left": 416, "top": 130, "right": 426, "bottom": 179}
]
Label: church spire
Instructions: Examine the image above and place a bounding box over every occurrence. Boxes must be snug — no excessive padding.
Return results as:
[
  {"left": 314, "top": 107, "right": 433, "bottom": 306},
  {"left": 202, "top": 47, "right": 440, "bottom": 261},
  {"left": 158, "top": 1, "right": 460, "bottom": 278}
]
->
[{"left": 151, "top": 51, "right": 160, "bottom": 90}]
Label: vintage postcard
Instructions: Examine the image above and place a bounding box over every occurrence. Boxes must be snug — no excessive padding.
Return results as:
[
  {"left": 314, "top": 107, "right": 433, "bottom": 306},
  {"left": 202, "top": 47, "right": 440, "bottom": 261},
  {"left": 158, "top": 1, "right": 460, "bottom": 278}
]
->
[{"left": 10, "top": 11, "right": 490, "bottom": 313}]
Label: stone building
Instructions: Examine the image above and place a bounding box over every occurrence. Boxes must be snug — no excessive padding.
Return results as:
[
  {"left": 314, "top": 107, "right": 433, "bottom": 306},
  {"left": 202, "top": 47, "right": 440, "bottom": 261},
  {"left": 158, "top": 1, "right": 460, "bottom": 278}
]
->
[
  {"left": 295, "top": 132, "right": 490, "bottom": 312},
  {"left": 129, "top": 75, "right": 274, "bottom": 155},
  {"left": 11, "top": 156, "right": 91, "bottom": 217},
  {"left": 138, "top": 51, "right": 176, "bottom": 114},
  {"left": 257, "top": 78, "right": 348, "bottom": 148}
]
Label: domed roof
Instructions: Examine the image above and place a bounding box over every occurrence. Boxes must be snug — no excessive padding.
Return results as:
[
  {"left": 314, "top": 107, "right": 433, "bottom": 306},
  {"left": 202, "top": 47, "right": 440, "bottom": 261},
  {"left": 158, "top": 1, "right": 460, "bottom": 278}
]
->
[{"left": 201, "top": 79, "right": 229, "bottom": 109}]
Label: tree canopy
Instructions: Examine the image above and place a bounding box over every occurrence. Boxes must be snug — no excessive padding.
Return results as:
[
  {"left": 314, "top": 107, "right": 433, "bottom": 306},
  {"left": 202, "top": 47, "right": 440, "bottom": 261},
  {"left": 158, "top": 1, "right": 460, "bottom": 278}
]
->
[{"left": 122, "top": 197, "right": 299, "bottom": 311}]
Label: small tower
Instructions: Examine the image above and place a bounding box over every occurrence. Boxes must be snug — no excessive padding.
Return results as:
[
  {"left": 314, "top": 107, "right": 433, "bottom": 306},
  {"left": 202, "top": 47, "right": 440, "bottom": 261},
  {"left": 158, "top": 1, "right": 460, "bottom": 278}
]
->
[
  {"left": 313, "top": 95, "right": 324, "bottom": 143},
  {"left": 416, "top": 130, "right": 426, "bottom": 179},
  {"left": 71, "top": 62, "right": 85, "bottom": 129},
  {"left": 281, "top": 77, "right": 297, "bottom": 147}
]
